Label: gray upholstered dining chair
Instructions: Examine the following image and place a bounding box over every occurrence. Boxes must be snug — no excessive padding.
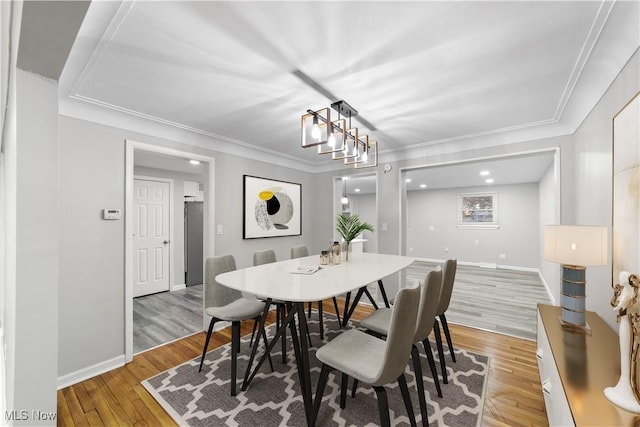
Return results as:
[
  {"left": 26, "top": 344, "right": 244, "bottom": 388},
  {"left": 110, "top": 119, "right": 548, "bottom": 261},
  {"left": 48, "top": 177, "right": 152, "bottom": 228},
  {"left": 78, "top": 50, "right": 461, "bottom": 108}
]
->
[
  {"left": 252, "top": 249, "right": 295, "bottom": 363},
  {"left": 433, "top": 258, "right": 457, "bottom": 384},
  {"left": 312, "top": 285, "right": 421, "bottom": 427},
  {"left": 291, "top": 244, "right": 342, "bottom": 340},
  {"left": 360, "top": 269, "right": 443, "bottom": 426},
  {"left": 198, "top": 254, "right": 272, "bottom": 396}
]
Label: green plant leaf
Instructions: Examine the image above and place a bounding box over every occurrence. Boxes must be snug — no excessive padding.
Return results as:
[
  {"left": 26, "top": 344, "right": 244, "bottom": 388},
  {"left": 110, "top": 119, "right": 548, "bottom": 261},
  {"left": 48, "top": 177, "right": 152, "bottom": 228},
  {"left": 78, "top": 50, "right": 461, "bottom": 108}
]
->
[{"left": 336, "top": 213, "right": 375, "bottom": 243}]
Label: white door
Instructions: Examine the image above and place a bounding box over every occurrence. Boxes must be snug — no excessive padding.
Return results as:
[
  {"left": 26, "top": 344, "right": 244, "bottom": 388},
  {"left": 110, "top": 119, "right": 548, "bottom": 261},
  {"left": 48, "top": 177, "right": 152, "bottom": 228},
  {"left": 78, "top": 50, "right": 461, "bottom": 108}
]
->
[{"left": 134, "top": 179, "right": 170, "bottom": 297}]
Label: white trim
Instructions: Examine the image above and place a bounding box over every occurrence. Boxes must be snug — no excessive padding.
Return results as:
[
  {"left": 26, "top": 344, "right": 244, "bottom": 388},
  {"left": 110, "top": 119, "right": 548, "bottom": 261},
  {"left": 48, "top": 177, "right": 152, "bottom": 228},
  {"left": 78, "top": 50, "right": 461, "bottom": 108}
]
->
[
  {"left": 57, "top": 355, "right": 125, "bottom": 390},
  {"left": 171, "top": 283, "right": 187, "bottom": 292},
  {"left": 410, "top": 256, "right": 542, "bottom": 274},
  {"left": 133, "top": 175, "right": 175, "bottom": 296},
  {"left": 125, "top": 140, "right": 216, "bottom": 364},
  {"left": 538, "top": 270, "right": 556, "bottom": 305}
]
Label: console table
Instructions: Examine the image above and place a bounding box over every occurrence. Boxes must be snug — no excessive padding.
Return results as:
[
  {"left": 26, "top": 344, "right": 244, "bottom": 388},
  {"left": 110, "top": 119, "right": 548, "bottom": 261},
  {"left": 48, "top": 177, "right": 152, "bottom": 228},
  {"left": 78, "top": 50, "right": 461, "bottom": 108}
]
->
[{"left": 537, "top": 304, "right": 638, "bottom": 426}]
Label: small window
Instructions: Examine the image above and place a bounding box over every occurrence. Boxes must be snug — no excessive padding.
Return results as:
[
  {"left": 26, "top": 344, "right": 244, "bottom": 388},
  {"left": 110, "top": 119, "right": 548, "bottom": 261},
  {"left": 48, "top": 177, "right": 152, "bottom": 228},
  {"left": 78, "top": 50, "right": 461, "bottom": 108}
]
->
[{"left": 457, "top": 192, "right": 499, "bottom": 229}]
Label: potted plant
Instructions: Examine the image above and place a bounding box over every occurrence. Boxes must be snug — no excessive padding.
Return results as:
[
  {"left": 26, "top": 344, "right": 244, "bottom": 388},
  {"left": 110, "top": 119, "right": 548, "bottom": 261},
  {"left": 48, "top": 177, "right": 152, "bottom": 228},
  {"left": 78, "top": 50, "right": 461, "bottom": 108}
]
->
[{"left": 336, "top": 213, "right": 375, "bottom": 261}]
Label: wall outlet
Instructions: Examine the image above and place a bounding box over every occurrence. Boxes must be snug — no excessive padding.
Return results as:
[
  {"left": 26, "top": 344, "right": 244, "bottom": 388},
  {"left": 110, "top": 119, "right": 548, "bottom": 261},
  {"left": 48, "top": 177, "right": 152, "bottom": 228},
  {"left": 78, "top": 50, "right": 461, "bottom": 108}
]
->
[
  {"left": 428, "top": 225, "right": 435, "bottom": 232},
  {"left": 382, "top": 222, "right": 388, "bottom": 232},
  {"left": 444, "top": 247, "right": 449, "bottom": 252},
  {"left": 474, "top": 239, "right": 479, "bottom": 245},
  {"left": 216, "top": 224, "right": 223, "bottom": 235},
  {"left": 499, "top": 253, "right": 506, "bottom": 259},
  {"left": 409, "top": 247, "right": 413, "bottom": 252}
]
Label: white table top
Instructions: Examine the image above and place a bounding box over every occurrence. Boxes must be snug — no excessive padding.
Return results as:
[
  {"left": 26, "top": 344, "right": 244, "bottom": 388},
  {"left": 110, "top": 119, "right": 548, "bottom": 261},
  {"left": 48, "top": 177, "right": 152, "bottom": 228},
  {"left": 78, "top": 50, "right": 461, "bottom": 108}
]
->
[{"left": 216, "top": 252, "right": 415, "bottom": 302}]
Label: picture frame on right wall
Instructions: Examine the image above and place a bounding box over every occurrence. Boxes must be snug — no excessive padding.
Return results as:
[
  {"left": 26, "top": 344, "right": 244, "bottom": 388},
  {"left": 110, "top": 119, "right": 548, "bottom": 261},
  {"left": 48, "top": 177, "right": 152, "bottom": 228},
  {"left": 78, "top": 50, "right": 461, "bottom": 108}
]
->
[{"left": 612, "top": 92, "right": 640, "bottom": 284}]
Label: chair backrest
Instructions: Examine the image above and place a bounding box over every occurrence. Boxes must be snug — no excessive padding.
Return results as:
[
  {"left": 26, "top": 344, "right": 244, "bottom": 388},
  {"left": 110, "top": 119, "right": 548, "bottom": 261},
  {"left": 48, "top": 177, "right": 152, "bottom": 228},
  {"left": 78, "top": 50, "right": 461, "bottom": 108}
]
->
[
  {"left": 205, "top": 255, "right": 241, "bottom": 309},
  {"left": 413, "top": 268, "right": 443, "bottom": 343},
  {"left": 290, "top": 245, "right": 309, "bottom": 259},
  {"left": 437, "top": 259, "right": 457, "bottom": 315},
  {"left": 253, "top": 249, "right": 276, "bottom": 266},
  {"left": 371, "top": 285, "right": 420, "bottom": 387}
]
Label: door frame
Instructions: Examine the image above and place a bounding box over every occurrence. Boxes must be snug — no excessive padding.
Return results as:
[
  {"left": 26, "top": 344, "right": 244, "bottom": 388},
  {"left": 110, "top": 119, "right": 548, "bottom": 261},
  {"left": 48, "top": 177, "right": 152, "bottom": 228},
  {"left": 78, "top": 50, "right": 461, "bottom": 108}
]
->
[
  {"left": 133, "top": 175, "right": 174, "bottom": 296},
  {"left": 125, "top": 139, "right": 216, "bottom": 363}
]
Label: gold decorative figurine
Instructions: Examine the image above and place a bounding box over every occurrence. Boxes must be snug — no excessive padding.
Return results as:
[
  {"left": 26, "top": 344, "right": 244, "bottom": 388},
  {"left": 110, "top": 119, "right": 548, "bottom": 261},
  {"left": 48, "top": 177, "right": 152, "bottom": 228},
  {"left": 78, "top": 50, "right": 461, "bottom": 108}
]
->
[{"left": 604, "top": 271, "right": 640, "bottom": 413}]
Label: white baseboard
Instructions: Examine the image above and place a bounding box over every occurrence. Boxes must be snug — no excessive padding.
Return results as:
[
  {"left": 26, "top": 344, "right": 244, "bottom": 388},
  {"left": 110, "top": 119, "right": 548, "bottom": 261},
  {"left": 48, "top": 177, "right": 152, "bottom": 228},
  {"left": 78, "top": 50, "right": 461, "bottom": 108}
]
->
[
  {"left": 58, "top": 354, "right": 125, "bottom": 390},
  {"left": 171, "top": 283, "right": 186, "bottom": 292},
  {"left": 538, "top": 271, "right": 556, "bottom": 305},
  {"left": 411, "top": 256, "right": 540, "bottom": 273}
]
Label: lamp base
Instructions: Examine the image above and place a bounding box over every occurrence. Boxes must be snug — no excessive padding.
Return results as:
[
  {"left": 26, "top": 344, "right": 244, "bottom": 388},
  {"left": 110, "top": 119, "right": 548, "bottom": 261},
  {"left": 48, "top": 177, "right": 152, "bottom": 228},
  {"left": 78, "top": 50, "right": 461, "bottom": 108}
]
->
[
  {"left": 559, "top": 316, "right": 592, "bottom": 335},
  {"left": 560, "top": 265, "right": 589, "bottom": 334}
]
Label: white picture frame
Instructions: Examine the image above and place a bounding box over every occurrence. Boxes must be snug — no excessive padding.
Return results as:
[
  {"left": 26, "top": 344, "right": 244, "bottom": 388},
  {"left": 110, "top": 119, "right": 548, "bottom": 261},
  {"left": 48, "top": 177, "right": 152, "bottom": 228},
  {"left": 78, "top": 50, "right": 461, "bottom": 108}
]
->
[{"left": 457, "top": 192, "right": 499, "bottom": 229}]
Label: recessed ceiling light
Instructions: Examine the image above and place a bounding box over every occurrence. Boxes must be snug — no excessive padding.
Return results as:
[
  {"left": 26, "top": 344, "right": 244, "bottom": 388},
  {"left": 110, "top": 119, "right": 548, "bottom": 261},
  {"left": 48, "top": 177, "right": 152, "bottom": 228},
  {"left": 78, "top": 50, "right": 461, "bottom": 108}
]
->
[
  {"left": 355, "top": 188, "right": 361, "bottom": 192},
  {"left": 342, "top": 176, "right": 349, "bottom": 181},
  {"left": 405, "top": 178, "right": 412, "bottom": 183},
  {"left": 480, "top": 170, "right": 490, "bottom": 176},
  {"left": 485, "top": 178, "right": 494, "bottom": 184},
  {"left": 190, "top": 159, "right": 201, "bottom": 165},
  {"left": 420, "top": 184, "right": 427, "bottom": 188}
]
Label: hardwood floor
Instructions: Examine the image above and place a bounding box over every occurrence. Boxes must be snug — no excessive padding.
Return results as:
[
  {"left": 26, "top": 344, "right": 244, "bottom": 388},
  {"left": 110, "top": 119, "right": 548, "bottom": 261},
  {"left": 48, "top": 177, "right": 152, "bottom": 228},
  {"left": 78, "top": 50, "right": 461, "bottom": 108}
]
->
[{"left": 57, "top": 299, "right": 548, "bottom": 426}]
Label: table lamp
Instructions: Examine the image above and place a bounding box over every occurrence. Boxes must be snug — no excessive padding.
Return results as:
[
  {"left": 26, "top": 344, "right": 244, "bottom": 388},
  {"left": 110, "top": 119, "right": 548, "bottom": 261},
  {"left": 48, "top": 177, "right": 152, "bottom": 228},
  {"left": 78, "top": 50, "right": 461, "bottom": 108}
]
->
[{"left": 544, "top": 225, "right": 607, "bottom": 334}]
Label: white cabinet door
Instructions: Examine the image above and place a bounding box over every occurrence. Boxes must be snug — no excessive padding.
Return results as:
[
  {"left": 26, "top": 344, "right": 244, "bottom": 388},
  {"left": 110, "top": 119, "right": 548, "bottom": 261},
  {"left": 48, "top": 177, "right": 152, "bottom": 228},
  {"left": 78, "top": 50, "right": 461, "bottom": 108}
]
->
[{"left": 134, "top": 179, "right": 170, "bottom": 297}]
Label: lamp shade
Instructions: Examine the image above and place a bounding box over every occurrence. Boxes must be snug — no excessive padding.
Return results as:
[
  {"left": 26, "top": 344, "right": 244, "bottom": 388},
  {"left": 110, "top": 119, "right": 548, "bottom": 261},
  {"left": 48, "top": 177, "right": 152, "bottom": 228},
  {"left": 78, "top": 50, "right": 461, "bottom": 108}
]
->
[{"left": 544, "top": 225, "right": 608, "bottom": 266}]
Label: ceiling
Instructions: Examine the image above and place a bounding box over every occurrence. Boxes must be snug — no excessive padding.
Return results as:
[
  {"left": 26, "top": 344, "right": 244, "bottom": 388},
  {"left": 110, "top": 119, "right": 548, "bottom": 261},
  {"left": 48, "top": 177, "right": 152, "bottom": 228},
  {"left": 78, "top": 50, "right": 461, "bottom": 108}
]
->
[{"left": 60, "top": 1, "right": 638, "bottom": 172}]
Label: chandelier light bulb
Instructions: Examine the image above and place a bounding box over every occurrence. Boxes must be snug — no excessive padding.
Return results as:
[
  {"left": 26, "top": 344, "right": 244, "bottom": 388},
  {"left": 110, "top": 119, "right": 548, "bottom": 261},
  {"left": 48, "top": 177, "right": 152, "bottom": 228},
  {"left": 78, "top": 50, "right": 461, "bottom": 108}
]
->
[
  {"left": 362, "top": 150, "right": 368, "bottom": 162},
  {"left": 328, "top": 133, "right": 336, "bottom": 148},
  {"left": 341, "top": 196, "right": 349, "bottom": 204},
  {"left": 311, "top": 115, "right": 321, "bottom": 140}
]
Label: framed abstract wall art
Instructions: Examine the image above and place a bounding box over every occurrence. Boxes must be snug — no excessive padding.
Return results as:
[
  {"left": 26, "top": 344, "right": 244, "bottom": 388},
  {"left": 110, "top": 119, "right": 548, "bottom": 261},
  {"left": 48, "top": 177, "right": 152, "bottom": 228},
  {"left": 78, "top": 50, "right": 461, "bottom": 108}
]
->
[
  {"left": 613, "top": 92, "right": 640, "bottom": 284},
  {"left": 243, "top": 175, "right": 302, "bottom": 239}
]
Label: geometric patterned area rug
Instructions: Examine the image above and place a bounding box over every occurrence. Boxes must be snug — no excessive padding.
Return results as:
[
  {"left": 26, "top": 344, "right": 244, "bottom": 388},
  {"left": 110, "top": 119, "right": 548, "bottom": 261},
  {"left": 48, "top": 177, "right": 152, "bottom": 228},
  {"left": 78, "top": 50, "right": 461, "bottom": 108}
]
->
[{"left": 142, "top": 312, "right": 489, "bottom": 426}]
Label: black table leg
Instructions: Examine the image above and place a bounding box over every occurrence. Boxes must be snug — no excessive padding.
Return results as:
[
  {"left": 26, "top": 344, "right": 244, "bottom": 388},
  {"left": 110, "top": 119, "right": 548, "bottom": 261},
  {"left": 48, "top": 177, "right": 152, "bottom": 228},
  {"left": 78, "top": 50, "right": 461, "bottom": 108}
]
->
[
  {"left": 378, "top": 279, "right": 390, "bottom": 308},
  {"left": 242, "top": 301, "right": 297, "bottom": 390},
  {"left": 342, "top": 287, "right": 365, "bottom": 327},
  {"left": 290, "top": 302, "right": 314, "bottom": 425}
]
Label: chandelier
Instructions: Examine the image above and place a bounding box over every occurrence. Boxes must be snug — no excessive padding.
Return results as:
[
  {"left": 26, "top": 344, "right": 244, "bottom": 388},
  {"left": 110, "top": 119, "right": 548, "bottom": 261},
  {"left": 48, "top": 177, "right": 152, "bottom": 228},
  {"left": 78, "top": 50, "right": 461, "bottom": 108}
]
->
[{"left": 301, "top": 100, "right": 378, "bottom": 169}]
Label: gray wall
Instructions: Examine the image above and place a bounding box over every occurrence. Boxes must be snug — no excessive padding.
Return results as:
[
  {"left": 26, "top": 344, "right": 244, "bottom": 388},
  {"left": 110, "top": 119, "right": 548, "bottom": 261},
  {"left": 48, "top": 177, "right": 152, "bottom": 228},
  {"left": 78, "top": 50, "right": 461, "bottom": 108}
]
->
[
  {"left": 348, "top": 193, "right": 377, "bottom": 253},
  {"left": 406, "top": 183, "right": 540, "bottom": 268},
  {"left": 57, "top": 115, "right": 321, "bottom": 379},
  {"left": 133, "top": 166, "right": 204, "bottom": 288},
  {"left": 8, "top": 69, "right": 60, "bottom": 424},
  {"left": 573, "top": 48, "right": 640, "bottom": 330},
  {"left": 538, "top": 164, "right": 559, "bottom": 302}
]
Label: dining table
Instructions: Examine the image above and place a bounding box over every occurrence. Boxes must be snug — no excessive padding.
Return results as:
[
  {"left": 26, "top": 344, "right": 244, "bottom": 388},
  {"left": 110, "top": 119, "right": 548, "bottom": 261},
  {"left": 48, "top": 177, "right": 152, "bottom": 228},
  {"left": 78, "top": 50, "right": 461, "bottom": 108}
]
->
[{"left": 215, "top": 251, "right": 415, "bottom": 426}]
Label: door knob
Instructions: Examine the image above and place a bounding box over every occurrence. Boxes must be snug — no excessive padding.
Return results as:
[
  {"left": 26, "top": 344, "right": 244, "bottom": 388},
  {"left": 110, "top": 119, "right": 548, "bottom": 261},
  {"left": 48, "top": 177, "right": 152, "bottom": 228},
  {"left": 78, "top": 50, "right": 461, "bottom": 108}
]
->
[{"left": 163, "top": 240, "right": 170, "bottom": 244}]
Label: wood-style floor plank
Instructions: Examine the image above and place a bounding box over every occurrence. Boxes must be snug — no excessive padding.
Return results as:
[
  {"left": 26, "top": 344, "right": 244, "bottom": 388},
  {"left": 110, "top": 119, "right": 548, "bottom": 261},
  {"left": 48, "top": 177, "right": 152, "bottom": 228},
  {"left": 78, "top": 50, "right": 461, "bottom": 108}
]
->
[{"left": 57, "top": 301, "right": 548, "bottom": 426}]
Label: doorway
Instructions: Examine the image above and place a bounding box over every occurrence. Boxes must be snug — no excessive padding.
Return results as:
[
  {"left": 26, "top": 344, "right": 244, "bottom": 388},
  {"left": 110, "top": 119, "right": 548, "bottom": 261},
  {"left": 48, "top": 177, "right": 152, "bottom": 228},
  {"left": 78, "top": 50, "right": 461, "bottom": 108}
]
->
[{"left": 125, "top": 140, "right": 216, "bottom": 362}]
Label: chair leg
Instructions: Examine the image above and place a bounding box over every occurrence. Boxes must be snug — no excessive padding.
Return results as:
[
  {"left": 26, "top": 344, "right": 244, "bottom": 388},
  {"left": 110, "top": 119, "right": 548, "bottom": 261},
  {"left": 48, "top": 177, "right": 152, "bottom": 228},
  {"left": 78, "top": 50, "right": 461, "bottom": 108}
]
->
[
  {"left": 318, "top": 300, "right": 324, "bottom": 340},
  {"left": 249, "top": 317, "right": 259, "bottom": 347},
  {"left": 199, "top": 317, "right": 217, "bottom": 372},
  {"left": 340, "top": 373, "right": 348, "bottom": 409},
  {"left": 422, "top": 338, "right": 442, "bottom": 398},
  {"left": 332, "top": 297, "right": 342, "bottom": 326},
  {"left": 373, "top": 386, "right": 391, "bottom": 427},
  {"left": 308, "top": 301, "right": 312, "bottom": 318},
  {"left": 433, "top": 320, "right": 448, "bottom": 384},
  {"left": 439, "top": 314, "right": 456, "bottom": 363},
  {"left": 351, "top": 379, "right": 359, "bottom": 397},
  {"left": 230, "top": 321, "right": 240, "bottom": 396},
  {"left": 312, "top": 364, "right": 332, "bottom": 427},
  {"left": 398, "top": 373, "right": 417, "bottom": 427},
  {"left": 411, "top": 344, "right": 429, "bottom": 426}
]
